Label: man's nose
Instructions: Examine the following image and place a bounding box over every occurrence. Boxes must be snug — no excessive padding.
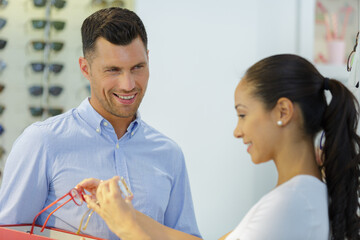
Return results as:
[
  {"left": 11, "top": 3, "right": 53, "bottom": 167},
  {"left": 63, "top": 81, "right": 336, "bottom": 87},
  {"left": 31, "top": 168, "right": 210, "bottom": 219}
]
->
[{"left": 118, "top": 72, "right": 135, "bottom": 91}]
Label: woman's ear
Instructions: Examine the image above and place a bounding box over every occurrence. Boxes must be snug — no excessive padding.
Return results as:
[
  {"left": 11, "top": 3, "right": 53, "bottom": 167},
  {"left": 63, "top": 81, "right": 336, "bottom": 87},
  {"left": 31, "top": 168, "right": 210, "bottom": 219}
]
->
[{"left": 273, "top": 97, "right": 294, "bottom": 127}]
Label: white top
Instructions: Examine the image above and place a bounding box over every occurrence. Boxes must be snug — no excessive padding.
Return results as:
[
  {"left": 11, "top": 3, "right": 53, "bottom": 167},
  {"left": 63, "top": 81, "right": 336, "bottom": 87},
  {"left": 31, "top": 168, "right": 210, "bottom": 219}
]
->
[{"left": 226, "top": 175, "right": 329, "bottom": 240}]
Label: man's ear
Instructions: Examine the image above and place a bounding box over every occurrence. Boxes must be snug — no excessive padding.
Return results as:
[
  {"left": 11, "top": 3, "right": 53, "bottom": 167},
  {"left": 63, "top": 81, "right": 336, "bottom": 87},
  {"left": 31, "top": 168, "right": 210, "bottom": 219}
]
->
[
  {"left": 273, "top": 97, "right": 294, "bottom": 126},
  {"left": 79, "top": 57, "right": 90, "bottom": 80}
]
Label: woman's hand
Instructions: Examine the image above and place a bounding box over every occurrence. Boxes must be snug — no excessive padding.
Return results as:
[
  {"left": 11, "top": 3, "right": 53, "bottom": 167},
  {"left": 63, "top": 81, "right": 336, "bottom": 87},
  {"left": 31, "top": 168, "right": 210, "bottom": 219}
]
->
[
  {"left": 76, "top": 177, "right": 102, "bottom": 202},
  {"left": 84, "top": 176, "right": 150, "bottom": 240}
]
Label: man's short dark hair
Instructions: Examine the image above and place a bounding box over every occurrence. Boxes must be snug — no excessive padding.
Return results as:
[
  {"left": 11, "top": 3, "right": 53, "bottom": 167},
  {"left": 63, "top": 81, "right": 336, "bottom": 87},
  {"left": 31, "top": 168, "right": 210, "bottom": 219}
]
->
[{"left": 81, "top": 7, "right": 148, "bottom": 60}]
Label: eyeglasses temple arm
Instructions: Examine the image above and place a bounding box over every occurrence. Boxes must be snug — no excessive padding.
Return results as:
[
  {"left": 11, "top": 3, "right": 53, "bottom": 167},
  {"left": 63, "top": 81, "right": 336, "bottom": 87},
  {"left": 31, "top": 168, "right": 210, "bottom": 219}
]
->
[
  {"left": 30, "top": 193, "right": 70, "bottom": 234},
  {"left": 40, "top": 198, "right": 72, "bottom": 232}
]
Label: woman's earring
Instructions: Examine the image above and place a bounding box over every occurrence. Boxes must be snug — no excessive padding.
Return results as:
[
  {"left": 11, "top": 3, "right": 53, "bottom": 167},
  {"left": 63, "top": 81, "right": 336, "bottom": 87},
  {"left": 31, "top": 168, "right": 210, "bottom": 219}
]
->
[{"left": 277, "top": 120, "right": 283, "bottom": 126}]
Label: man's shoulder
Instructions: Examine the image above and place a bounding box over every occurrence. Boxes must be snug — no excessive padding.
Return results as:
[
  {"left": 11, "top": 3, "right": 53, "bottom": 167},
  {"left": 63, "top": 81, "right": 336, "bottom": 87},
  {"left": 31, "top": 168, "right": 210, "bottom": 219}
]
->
[
  {"left": 138, "top": 120, "right": 182, "bottom": 151},
  {"left": 23, "top": 108, "right": 77, "bottom": 138}
]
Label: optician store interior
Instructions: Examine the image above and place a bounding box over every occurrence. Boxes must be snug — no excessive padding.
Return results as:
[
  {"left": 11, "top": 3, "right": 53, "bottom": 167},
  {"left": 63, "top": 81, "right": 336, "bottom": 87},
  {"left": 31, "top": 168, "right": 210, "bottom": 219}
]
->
[{"left": 0, "top": 0, "right": 358, "bottom": 239}]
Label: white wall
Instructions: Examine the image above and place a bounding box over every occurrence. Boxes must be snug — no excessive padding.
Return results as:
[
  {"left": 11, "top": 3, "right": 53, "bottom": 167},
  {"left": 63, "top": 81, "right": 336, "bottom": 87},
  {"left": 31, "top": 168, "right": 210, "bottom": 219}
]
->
[{"left": 136, "top": 0, "right": 303, "bottom": 239}]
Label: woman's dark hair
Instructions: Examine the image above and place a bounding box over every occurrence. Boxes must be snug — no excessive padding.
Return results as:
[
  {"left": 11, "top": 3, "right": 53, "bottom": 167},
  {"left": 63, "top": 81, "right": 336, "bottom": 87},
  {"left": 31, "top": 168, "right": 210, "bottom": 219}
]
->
[
  {"left": 244, "top": 54, "right": 360, "bottom": 239},
  {"left": 81, "top": 7, "right": 148, "bottom": 60}
]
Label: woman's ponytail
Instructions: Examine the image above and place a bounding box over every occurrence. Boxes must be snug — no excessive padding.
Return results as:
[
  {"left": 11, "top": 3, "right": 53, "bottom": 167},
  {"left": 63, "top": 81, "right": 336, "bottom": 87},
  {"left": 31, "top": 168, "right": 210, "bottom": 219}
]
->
[{"left": 322, "top": 78, "right": 360, "bottom": 240}]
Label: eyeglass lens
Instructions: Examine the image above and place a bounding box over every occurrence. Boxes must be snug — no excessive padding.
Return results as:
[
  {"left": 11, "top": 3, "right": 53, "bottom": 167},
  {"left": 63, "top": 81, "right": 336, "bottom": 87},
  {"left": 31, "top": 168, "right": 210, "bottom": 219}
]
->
[
  {"left": 0, "top": 60, "right": 6, "bottom": 72},
  {"left": 0, "top": 84, "right": 5, "bottom": 93},
  {"left": 0, "top": 124, "right": 4, "bottom": 135},
  {"left": 0, "top": 146, "right": 5, "bottom": 159},
  {"left": 0, "top": 105, "right": 5, "bottom": 115},
  {"left": 0, "top": 39, "right": 7, "bottom": 50},
  {"left": 0, "top": 18, "right": 6, "bottom": 30},
  {"left": 70, "top": 188, "right": 85, "bottom": 206}
]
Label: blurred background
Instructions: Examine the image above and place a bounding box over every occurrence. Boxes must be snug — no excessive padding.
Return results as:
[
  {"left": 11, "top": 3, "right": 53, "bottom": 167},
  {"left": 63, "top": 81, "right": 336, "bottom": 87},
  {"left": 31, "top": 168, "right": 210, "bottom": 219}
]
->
[{"left": 0, "top": 0, "right": 357, "bottom": 239}]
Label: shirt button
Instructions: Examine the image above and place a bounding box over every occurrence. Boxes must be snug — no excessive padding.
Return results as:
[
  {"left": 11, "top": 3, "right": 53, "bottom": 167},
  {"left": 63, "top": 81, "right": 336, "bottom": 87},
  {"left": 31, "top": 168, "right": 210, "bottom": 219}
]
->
[
  {"left": 116, "top": 143, "right": 119, "bottom": 149},
  {"left": 96, "top": 128, "right": 100, "bottom": 133},
  {"left": 103, "top": 122, "right": 108, "bottom": 126},
  {"left": 131, "top": 132, "right": 134, "bottom": 136}
]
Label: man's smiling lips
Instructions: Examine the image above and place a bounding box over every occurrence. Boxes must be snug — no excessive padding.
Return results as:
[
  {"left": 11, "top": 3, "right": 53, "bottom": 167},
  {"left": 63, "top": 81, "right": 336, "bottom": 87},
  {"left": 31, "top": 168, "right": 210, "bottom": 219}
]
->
[{"left": 113, "top": 92, "right": 137, "bottom": 104}]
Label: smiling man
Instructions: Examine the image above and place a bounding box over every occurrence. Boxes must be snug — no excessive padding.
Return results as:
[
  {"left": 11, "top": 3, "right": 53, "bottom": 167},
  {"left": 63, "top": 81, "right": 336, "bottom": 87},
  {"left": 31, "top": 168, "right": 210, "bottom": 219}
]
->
[{"left": 0, "top": 8, "right": 201, "bottom": 240}]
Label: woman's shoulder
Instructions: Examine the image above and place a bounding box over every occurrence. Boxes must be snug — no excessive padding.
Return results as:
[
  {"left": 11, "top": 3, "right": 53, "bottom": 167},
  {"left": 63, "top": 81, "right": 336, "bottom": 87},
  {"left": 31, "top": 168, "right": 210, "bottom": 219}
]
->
[
  {"left": 262, "top": 175, "right": 328, "bottom": 215},
  {"left": 227, "top": 175, "right": 329, "bottom": 240}
]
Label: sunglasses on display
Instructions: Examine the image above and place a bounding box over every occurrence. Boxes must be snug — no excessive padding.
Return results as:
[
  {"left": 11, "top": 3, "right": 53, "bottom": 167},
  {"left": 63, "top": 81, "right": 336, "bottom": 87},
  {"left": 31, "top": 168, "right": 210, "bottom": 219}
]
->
[
  {"left": 0, "top": 123, "right": 4, "bottom": 136},
  {"left": 0, "top": 105, "right": 5, "bottom": 115},
  {"left": 0, "top": 0, "right": 8, "bottom": 8},
  {"left": 0, "top": 145, "right": 5, "bottom": 159},
  {"left": 0, "top": 18, "right": 6, "bottom": 30},
  {"left": 31, "top": 20, "right": 66, "bottom": 31},
  {"left": 33, "top": 0, "right": 66, "bottom": 9},
  {"left": 28, "top": 85, "right": 63, "bottom": 97},
  {"left": 31, "top": 41, "right": 64, "bottom": 52},
  {"left": 0, "top": 84, "right": 4, "bottom": 93},
  {"left": 0, "top": 60, "right": 6, "bottom": 72},
  {"left": 29, "top": 106, "right": 64, "bottom": 117},
  {"left": 91, "top": 0, "right": 125, "bottom": 7},
  {"left": 30, "top": 62, "right": 64, "bottom": 74},
  {"left": 30, "top": 187, "right": 85, "bottom": 234},
  {"left": 0, "top": 39, "right": 6, "bottom": 50}
]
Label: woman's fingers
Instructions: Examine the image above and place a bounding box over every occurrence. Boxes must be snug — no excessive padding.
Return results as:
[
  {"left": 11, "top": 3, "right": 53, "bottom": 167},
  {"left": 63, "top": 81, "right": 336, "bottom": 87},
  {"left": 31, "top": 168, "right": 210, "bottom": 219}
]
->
[
  {"left": 84, "top": 195, "right": 102, "bottom": 215},
  {"left": 76, "top": 178, "right": 101, "bottom": 195}
]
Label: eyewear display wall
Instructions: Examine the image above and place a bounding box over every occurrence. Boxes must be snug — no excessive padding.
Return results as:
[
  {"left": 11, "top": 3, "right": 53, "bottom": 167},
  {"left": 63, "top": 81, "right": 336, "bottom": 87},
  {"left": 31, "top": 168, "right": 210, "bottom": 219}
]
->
[{"left": 0, "top": 0, "right": 134, "bottom": 187}]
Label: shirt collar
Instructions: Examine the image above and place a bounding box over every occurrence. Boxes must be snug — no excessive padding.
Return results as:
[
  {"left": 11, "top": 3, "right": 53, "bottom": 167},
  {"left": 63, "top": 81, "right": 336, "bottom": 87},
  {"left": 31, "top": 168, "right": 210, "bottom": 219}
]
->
[{"left": 77, "top": 98, "right": 141, "bottom": 136}]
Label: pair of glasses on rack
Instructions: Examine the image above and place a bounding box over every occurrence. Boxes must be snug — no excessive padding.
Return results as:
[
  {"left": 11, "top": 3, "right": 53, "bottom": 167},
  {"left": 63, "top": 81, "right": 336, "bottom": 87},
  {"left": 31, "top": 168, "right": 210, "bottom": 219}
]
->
[
  {"left": 0, "top": 0, "right": 8, "bottom": 8},
  {"left": 31, "top": 41, "right": 64, "bottom": 52},
  {"left": 30, "top": 62, "right": 64, "bottom": 74},
  {"left": 0, "top": 60, "right": 5, "bottom": 72},
  {"left": 91, "top": 0, "right": 125, "bottom": 7},
  {"left": 0, "top": 39, "right": 6, "bottom": 50},
  {"left": 29, "top": 85, "right": 63, "bottom": 97},
  {"left": 32, "top": 20, "right": 66, "bottom": 31},
  {"left": 0, "top": 18, "right": 6, "bottom": 30},
  {"left": 0, "top": 145, "right": 5, "bottom": 159},
  {"left": 0, "top": 84, "right": 4, "bottom": 93},
  {"left": 29, "top": 106, "right": 63, "bottom": 117},
  {"left": 0, "top": 123, "right": 4, "bottom": 136},
  {"left": 33, "top": 0, "right": 66, "bottom": 9},
  {"left": 0, "top": 105, "right": 5, "bottom": 115}
]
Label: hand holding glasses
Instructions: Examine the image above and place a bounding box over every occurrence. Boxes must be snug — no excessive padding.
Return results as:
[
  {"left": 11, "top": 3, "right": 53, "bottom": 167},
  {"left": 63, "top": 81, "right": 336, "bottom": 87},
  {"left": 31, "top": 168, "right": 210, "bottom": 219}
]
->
[{"left": 76, "top": 177, "right": 133, "bottom": 234}]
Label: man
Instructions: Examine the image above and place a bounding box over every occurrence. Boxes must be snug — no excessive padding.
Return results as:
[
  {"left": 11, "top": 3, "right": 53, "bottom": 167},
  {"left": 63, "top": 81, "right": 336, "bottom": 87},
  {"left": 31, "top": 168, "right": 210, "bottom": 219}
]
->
[{"left": 0, "top": 8, "right": 201, "bottom": 240}]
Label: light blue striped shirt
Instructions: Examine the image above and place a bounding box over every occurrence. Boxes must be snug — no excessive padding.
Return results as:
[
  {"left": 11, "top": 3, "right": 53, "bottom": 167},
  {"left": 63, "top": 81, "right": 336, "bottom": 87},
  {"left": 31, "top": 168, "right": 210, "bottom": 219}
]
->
[{"left": 0, "top": 98, "right": 201, "bottom": 239}]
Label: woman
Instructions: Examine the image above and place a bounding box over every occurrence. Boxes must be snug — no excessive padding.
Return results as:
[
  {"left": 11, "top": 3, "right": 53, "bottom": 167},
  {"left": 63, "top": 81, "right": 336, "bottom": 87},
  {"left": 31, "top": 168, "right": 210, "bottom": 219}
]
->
[{"left": 78, "top": 54, "right": 360, "bottom": 240}]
